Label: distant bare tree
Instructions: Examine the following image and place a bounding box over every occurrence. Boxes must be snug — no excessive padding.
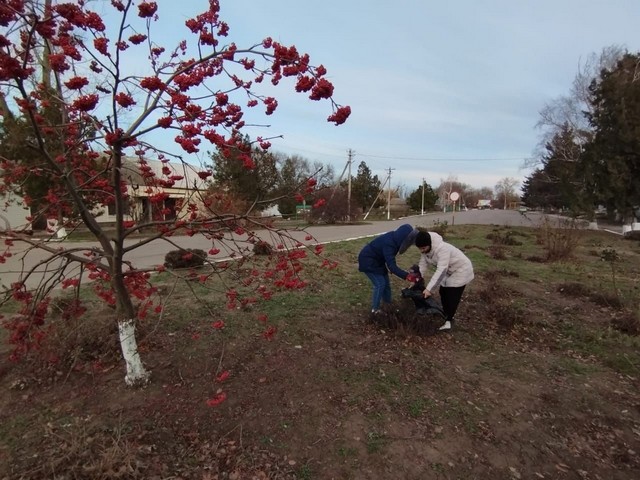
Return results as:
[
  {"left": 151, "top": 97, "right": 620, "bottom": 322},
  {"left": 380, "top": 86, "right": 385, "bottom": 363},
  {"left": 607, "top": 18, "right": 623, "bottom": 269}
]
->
[
  {"left": 395, "top": 183, "right": 409, "bottom": 199},
  {"left": 464, "top": 187, "right": 493, "bottom": 210},
  {"left": 437, "top": 176, "right": 471, "bottom": 211},
  {"left": 495, "top": 177, "right": 520, "bottom": 210},
  {"left": 532, "top": 45, "right": 626, "bottom": 167}
]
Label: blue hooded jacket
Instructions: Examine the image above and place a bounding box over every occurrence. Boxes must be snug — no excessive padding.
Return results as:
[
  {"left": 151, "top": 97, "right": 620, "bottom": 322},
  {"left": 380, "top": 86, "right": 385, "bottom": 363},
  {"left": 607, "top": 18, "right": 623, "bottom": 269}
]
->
[{"left": 357, "top": 224, "right": 416, "bottom": 278}]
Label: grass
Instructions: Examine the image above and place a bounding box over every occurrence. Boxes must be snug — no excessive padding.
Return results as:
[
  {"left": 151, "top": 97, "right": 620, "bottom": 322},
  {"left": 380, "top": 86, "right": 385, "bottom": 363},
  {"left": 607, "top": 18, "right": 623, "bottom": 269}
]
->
[
  {"left": 365, "top": 431, "right": 387, "bottom": 454},
  {"left": 1, "top": 224, "right": 640, "bottom": 479},
  {"left": 407, "top": 397, "right": 430, "bottom": 418}
]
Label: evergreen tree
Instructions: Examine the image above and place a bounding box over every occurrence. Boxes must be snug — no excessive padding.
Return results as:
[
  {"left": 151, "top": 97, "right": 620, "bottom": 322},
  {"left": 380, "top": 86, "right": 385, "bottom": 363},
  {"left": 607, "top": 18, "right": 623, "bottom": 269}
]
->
[
  {"left": 585, "top": 53, "right": 640, "bottom": 222},
  {"left": 208, "top": 135, "right": 279, "bottom": 210},
  {"left": 351, "top": 161, "right": 381, "bottom": 211},
  {"left": 406, "top": 182, "right": 438, "bottom": 212},
  {"left": 274, "top": 155, "right": 311, "bottom": 217},
  {"left": 521, "top": 124, "right": 595, "bottom": 214}
]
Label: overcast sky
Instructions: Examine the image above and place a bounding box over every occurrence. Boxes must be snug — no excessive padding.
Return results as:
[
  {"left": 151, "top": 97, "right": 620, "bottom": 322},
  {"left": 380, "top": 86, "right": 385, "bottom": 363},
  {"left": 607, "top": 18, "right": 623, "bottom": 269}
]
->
[{"left": 113, "top": 1, "right": 640, "bottom": 193}]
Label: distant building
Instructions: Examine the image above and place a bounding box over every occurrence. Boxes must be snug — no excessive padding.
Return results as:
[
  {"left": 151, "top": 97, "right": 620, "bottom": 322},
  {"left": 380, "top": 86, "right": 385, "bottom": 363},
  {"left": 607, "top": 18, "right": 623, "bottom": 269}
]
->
[
  {"left": 388, "top": 197, "right": 410, "bottom": 216},
  {"left": 92, "top": 157, "right": 208, "bottom": 225},
  {"left": 261, "top": 205, "right": 281, "bottom": 217},
  {"left": 0, "top": 192, "right": 31, "bottom": 231},
  {"left": 1, "top": 157, "right": 208, "bottom": 231}
]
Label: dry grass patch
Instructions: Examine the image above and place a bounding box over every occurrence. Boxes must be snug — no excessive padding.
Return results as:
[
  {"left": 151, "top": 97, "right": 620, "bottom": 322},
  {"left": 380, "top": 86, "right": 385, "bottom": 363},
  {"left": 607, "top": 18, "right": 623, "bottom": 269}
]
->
[{"left": 2, "top": 224, "right": 640, "bottom": 479}]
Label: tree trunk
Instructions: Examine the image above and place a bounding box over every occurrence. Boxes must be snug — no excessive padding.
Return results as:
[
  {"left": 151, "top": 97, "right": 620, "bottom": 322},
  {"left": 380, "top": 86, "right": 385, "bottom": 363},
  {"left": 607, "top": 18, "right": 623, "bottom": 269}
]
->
[
  {"left": 113, "top": 270, "right": 151, "bottom": 386},
  {"left": 108, "top": 147, "right": 149, "bottom": 385},
  {"left": 111, "top": 239, "right": 150, "bottom": 386},
  {"left": 118, "top": 318, "right": 150, "bottom": 386}
]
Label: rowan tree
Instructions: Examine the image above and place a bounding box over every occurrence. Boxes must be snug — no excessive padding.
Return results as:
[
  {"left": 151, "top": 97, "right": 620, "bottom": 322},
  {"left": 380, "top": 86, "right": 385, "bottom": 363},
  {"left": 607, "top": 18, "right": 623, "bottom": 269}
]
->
[{"left": 0, "top": 0, "right": 350, "bottom": 387}]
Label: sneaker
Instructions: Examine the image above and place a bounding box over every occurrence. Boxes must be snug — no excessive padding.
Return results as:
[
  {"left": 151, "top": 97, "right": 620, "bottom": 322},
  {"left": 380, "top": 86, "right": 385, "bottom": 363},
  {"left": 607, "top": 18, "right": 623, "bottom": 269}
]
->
[{"left": 438, "top": 320, "right": 452, "bottom": 331}]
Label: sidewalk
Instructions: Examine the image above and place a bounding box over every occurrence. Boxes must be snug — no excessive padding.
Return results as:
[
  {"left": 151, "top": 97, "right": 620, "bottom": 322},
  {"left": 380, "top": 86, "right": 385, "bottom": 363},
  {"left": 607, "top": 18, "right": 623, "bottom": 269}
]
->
[{"left": 595, "top": 220, "right": 624, "bottom": 235}]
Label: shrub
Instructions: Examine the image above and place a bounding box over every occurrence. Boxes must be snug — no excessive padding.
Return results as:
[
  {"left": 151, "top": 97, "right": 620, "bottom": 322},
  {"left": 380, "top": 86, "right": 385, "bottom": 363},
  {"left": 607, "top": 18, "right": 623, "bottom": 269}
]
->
[
  {"left": 164, "top": 248, "right": 207, "bottom": 269},
  {"left": 487, "top": 245, "right": 507, "bottom": 260},
  {"left": 253, "top": 241, "right": 273, "bottom": 255},
  {"left": 308, "top": 186, "right": 357, "bottom": 224},
  {"left": 486, "top": 229, "right": 523, "bottom": 246},
  {"left": 368, "top": 300, "right": 445, "bottom": 336},
  {"left": 611, "top": 310, "right": 640, "bottom": 335},
  {"left": 203, "top": 189, "right": 252, "bottom": 217},
  {"left": 39, "top": 299, "right": 121, "bottom": 369},
  {"left": 535, "top": 217, "right": 580, "bottom": 261},
  {"left": 429, "top": 220, "right": 448, "bottom": 238},
  {"left": 557, "top": 282, "right": 592, "bottom": 298},
  {"left": 589, "top": 292, "right": 625, "bottom": 309},
  {"left": 624, "top": 230, "right": 640, "bottom": 241}
]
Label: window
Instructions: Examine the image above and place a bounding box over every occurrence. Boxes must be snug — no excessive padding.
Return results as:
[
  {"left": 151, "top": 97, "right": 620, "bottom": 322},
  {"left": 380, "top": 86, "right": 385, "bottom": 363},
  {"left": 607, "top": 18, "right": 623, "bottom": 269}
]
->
[{"left": 107, "top": 202, "right": 130, "bottom": 216}]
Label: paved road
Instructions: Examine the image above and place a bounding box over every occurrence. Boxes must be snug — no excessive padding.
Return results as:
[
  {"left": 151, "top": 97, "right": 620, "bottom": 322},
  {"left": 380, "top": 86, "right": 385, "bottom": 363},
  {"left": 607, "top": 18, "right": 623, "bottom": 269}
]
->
[
  {"left": 307, "top": 209, "right": 550, "bottom": 242},
  {"left": 0, "top": 210, "right": 621, "bottom": 290}
]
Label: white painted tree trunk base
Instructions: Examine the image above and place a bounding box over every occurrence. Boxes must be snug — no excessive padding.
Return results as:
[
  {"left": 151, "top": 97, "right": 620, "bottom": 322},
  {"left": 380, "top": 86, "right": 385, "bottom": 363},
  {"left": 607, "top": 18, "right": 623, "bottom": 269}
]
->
[
  {"left": 118, "top": 318, "right": 150, "bottom": 386},
  {"left": 587, "top": 221, "right": 598, "bottom": 230}
]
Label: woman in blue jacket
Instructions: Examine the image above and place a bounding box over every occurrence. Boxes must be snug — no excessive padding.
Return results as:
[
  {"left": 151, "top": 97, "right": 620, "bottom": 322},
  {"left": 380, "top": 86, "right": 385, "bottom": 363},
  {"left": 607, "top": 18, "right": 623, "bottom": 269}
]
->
[{"left": 358, "top": 224, "right": 428, "bottom": 313}]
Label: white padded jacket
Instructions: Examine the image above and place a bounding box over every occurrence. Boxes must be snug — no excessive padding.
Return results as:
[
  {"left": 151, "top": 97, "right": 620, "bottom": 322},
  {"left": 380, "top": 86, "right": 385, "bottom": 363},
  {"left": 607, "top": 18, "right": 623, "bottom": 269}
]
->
[{"left": 418, "top": 231, "right": 474, "bottom": 291}]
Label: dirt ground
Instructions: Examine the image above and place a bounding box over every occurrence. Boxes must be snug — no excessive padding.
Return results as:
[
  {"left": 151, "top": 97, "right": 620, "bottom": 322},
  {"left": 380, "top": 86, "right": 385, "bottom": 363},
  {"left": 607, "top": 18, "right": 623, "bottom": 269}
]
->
[{"left": 1, "top": 228, "right": 639, "bottom": 480}]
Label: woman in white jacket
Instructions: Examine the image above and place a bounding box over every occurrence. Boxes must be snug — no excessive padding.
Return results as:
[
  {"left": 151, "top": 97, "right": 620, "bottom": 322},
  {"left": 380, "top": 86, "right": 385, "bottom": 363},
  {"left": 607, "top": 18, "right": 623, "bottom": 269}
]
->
[{"left": 416, "top": 230, "right": 474, "bottom": 331}]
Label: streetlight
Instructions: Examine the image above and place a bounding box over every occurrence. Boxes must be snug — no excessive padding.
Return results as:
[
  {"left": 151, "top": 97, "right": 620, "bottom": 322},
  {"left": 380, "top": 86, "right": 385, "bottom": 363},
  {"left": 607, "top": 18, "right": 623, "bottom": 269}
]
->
[{"left": 421, "top": 178, "right": 425, "bottom": 215}]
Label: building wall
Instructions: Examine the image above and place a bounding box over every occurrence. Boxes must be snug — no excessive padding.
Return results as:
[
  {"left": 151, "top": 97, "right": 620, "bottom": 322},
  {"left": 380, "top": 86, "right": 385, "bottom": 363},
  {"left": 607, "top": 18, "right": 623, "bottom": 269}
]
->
[
  {"left": 0, "top": 194, "right": 32, "bottom": 231},
  {"left": 92, "top": 185, "right": 196, "bottom": 224},
  {"left": 2, "top": 159, "right": 206, "bottom": 229}
]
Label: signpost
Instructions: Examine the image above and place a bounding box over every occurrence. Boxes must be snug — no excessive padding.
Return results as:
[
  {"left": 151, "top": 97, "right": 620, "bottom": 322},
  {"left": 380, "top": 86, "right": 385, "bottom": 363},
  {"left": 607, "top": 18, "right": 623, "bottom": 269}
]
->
[{"left": 449, "top": 191, "right": 459, "bottom": 225}]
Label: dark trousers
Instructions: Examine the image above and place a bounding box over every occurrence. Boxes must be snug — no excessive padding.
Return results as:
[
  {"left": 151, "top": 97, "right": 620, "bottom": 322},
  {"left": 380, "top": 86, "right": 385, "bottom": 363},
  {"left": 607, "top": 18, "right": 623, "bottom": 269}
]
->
[{"left": 439, "top": 285, "right": 466, "bottom": 322}]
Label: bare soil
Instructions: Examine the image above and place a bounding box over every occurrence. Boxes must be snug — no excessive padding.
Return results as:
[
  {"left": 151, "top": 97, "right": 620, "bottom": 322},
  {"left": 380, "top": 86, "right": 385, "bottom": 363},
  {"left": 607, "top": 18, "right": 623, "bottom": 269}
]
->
[{"left": 1, "top": 227, "right": 639, "bottom": 480}]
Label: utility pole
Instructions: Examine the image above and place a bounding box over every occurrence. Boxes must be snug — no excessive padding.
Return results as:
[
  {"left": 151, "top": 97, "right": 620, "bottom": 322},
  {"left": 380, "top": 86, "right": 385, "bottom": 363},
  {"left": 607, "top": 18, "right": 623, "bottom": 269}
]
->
[
  {"left": 386, "top": 167, "right": 395, "bottom": 220},
  {"left": 421, "top": 177, "right": 425, "bottom": 215},
  {"left": 347, "top": 149, "right": 354, "bottom": 221},
  {"left": 363, "top": 174, "right": 389, "bottom": 221}
]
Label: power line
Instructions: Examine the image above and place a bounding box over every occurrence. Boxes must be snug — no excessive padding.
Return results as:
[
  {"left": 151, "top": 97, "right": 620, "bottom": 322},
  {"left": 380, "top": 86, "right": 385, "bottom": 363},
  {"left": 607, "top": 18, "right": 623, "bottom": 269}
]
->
[
  {"left": 357, "top": 153, "right": 534, "bottom": 162},
  {"left": 266, "top": 144, "right": 533, "bottom": 163}
]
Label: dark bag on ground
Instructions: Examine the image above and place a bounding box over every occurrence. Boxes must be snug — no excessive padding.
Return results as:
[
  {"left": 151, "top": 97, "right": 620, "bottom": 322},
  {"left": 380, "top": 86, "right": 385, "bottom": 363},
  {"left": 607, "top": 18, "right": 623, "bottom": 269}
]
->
[
  {"left": 397, "top": 285, "right": 446, "bottom": 335},
  {"left": 368, "top": 265, "right": 446, "bottom": 336},
  {"left": 402, "top": 264, "right": 446, "bottom": 318},
  {"left": 400, "top": 286, "right": 446, "bottom": 318}
]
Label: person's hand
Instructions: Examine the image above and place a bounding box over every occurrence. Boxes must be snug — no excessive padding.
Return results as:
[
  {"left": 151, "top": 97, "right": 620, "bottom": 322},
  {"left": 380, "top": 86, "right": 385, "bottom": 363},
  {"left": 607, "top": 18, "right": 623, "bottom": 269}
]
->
[
  {"left": 406, "top": 273, "right": 419, "bottom": 283},
  {"left": 422, "top": 289, "right": 432, "bottom": 298}
]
